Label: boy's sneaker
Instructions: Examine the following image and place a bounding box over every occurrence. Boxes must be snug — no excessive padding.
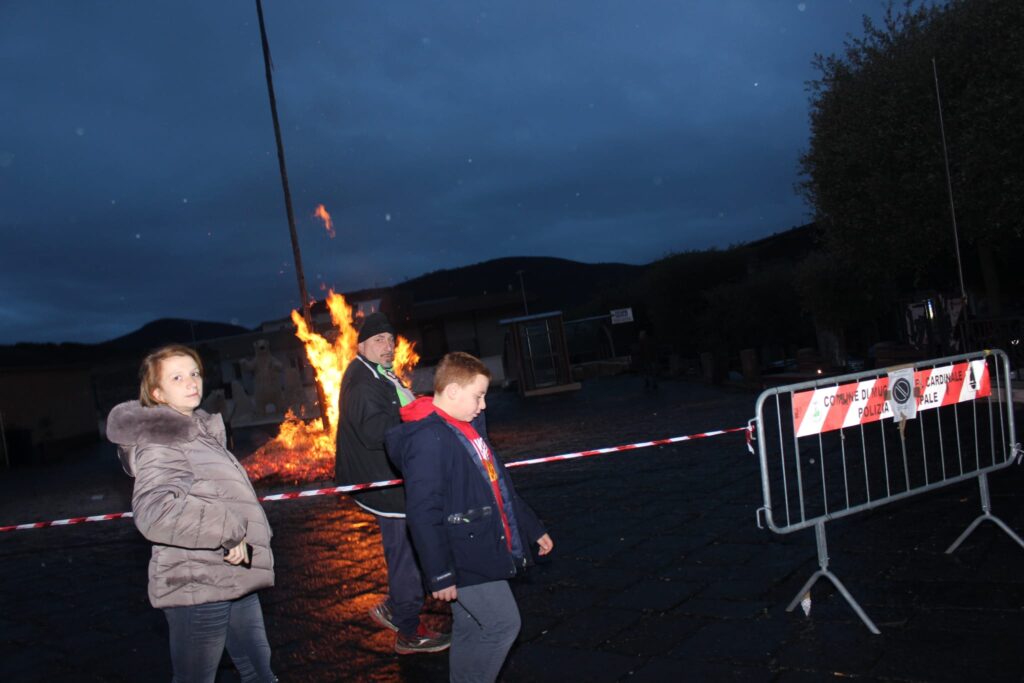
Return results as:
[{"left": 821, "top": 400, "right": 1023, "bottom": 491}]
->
[
  {"left": 395, "top": 625, "right": 452, "bottom": 655},
  {"left": 368, "top": 601, "right": 399, "bottom": 632}
]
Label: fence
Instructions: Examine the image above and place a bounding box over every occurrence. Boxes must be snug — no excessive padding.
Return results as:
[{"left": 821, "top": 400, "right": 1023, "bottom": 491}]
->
[
  {"left": 752, "top": 349, "right": 1021, "bottom": 633},
  {"left": 0, "top": 410, "right": 8, "bottom": 469}
]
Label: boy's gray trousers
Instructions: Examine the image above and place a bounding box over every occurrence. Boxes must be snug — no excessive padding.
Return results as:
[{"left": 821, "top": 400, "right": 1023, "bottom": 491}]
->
[{"left": 450, "top": 580, "right": 521, "bottom": 683}]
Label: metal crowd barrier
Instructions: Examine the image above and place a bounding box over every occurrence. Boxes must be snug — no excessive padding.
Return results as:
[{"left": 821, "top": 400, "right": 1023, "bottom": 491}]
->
[{"left": 752, "top": 349, "right": 1022, "bottom": 633}]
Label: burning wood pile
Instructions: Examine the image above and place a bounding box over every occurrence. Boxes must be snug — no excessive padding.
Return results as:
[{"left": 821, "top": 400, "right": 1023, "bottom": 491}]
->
[{"left": 241, "top": 291, "right": 418, "bottom": 485}]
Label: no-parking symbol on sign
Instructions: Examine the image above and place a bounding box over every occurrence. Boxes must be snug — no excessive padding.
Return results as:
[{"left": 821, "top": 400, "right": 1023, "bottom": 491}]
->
[{"left": 888, "top": 367, "right": 917, "bottom": 422}]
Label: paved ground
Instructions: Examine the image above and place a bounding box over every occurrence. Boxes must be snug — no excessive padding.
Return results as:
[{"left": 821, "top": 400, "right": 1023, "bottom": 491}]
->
[{"left": 2, "top": 375, "right": 1024, "bottom": 682}]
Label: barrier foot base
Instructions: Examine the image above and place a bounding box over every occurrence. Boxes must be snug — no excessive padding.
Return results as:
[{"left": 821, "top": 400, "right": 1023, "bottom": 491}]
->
[
  {"left": 947, "top": 473, "right": 1024, "bottom": 554},
  {"left": 786, "top": 569, "right": 881, "bottom": 635},
  {"left": 946, "top": 512, "right": 1024, "bottom": 554},
  {"left": 788, "top": 523, "right": 880, "bottom": 634}
]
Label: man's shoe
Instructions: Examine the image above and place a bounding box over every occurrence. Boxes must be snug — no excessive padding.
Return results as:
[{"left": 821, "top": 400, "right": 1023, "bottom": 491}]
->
[
  {"left": 368, "top": 601, "right": 399, "bottom": 632},
  {"left": 395, "top": 625, "right": 452, "bottom": 655}
]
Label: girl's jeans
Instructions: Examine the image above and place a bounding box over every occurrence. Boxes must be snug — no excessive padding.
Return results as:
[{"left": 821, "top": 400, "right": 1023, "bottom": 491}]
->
[{"left": 163, "top": 592, "right": 275, "bottom": 683}]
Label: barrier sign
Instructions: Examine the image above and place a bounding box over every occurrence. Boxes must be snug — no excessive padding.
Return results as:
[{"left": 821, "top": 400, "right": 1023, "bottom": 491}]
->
[
  {"left": 792, "top": 360, "right": 990, "bottom": 438},
  {"left": 610, "top": 307, "right": 634, "bottom": 324},
  {"left": 888, "top": 367, "right": 918, "bottom": 423}
]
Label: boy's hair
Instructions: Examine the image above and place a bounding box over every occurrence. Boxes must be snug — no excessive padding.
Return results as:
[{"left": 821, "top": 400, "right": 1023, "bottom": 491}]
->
[
  {"left": 139, "top": 344, "right": 204, "bottom": 406},
  {"left": 433, "top": 351, "right": 491, "bottom": 394}
]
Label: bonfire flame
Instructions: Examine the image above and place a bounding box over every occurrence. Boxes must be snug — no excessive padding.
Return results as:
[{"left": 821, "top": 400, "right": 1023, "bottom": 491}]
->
[
  {"left": 242, "top": 291, "right": 420, "bottom": 484},
  {"left": 393, "top": 334, "right": 419, "bottom": 385},
  {"left": 313, "top": 203, "right": 335, "bottom": 238}
]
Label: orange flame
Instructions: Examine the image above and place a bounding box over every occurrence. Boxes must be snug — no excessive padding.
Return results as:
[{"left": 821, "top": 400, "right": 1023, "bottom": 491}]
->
[
  {"left": 242, "top": 292, "right": 419, "bottom": 484},
  {"left": 313, "top": 203, "right": 335, "bottom": 238},
  {"left": 394, "top": 337, "right": 420, "bottom": 386}
]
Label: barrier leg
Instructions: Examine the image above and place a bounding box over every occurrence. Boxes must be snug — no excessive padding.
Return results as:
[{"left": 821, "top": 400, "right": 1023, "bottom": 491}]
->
[
  {"left": 786, "top": 521, "right": 881, "bottom": 634},
  {"left": 946, "top": 473, "right": 1024, "bottom": 554}
]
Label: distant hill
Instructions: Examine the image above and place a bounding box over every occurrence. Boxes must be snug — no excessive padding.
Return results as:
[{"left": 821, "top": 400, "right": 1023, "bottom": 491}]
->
[
  {"left": 393, "top": 256, "right": 645, "bottom": 315},
  {"left": 97, "top": 318, "right": 251, "bottom": 351},
  {"left": 0, "top": 341, "right": 100, "bottom": 368},
  {"left": 2, "top": 226, "right": 816, "bottom": 368},
  {"left": 0, "top": 318, "right": 251, "bottom": 368}
]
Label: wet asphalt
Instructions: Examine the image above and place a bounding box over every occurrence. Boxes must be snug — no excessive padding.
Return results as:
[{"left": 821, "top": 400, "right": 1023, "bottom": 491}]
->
[{"left": 2, "top": 374, "right": 1024, "bottom": 682}]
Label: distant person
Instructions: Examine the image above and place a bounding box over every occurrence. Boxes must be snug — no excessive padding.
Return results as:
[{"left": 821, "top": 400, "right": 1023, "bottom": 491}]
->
[
  {"left": 636, "top": 330, "right": 659, "bottom": 392},
  {"left": 106, "top": 344, "right": 276, "bottom": 682},
  {"left": 335, "top": 312, "right": 450, "bottom": 654},
  {"left": 386, "top": 352, "right": 553, "bottom": 682}
]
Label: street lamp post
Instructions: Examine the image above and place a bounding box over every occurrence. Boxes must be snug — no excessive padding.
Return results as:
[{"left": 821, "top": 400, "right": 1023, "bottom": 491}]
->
[
  {"left": 932, "top": 57, "right": 969, "bottom": 351},
  {"left": 516, "top": 269, "right": 529, "bottom": 315}
]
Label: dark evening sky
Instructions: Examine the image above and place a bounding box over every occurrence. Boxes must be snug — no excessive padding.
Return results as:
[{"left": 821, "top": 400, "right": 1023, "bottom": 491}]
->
[{"left": 0, "top": 0, "right": 898, "bottom": 344}]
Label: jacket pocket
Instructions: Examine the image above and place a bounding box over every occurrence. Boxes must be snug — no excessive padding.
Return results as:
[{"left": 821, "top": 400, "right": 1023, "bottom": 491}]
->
[
  {"left": 445, "top": 515, "right": 509, "bottom": 579},
  {"left": 445, "top": 506, "right": 492, "bottom": 526},
  {"left": 446, "top": 517, "right": 491, "bottom": 549}
]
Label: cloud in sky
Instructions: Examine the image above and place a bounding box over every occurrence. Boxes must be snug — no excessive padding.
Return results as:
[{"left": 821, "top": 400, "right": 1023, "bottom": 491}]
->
[{"left": 0, "top": 0, "right": 893, "bottom": 343}]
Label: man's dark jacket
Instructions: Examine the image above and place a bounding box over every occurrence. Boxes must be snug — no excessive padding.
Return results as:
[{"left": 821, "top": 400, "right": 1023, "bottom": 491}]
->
[
  {"left": 385, "top": 411, "right": 546, "bottom": 591},
  {"left": 335, "top": 356, "right": 405, "bottom": 516}
]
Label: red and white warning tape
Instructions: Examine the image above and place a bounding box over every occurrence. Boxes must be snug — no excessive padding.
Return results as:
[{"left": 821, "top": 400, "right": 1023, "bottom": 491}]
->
[
  {"left": 3, "top": 512, "right": 135, "bottom": 531},
  {"left": 505, "top": 426, "right": 752, "bottom": 468},
  {"left": 259, "top": 479, "right": 404, "bottom": 503},
  {"left": 0, "top": 423, "right": 752, "bottom": 533}
]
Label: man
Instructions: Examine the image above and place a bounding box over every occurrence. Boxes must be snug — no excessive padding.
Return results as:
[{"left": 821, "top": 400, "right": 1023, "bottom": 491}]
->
[{"left": 335, "top": 311, "right": 450, "bottom": 655}]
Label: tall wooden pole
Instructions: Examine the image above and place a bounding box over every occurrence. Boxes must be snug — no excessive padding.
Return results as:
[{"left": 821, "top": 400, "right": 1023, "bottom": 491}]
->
[{"left": 255, "top": 0, "right": 330, "bottom": 431}]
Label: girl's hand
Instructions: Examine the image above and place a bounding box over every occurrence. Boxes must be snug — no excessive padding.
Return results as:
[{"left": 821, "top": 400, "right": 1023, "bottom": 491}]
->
[{"left": 224, "top": 540, "right": 250, "bottom": 565}]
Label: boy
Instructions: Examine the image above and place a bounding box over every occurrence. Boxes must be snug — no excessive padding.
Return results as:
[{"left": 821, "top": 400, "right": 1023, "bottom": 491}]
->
[{"left": 386, "top": 352, "right": 553, "bottom": 682}]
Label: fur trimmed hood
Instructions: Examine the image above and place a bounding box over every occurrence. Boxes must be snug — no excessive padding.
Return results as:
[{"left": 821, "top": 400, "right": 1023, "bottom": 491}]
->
[{"left": 106, "top": 401, "right": 226, "bottom": 476}]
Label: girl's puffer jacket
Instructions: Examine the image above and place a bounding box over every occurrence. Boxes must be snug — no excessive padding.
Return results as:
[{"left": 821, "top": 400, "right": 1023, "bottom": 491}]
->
[{"left": 106, "top": 401, "right": 274, "bottom": 608}]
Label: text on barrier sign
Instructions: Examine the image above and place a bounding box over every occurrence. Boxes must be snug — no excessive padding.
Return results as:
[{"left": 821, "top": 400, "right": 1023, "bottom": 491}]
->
[{"left": 791, "top": 360, "right": 990, "bottom": 438}]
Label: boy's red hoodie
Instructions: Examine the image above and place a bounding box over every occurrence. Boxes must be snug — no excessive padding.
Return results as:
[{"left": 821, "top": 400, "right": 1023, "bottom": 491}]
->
[{"left": 400, "top": 397, "right": 513, "bottom": 550}]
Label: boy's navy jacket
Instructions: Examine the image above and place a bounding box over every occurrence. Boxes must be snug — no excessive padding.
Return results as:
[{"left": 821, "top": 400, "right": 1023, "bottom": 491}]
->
[{"left": 385, "top": 409, "right": 546, "bottom": 592}]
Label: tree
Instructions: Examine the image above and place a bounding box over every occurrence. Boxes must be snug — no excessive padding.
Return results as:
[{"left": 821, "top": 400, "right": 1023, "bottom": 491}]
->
[
  {"left": 698, "top": 263, "right": 814, "bottom": 356},
  {"left": 799, "top": 0, "right": 1024, "bottom": 314},
  {"left": 637, "top": 248, "right": 747, "bottom": 354}
]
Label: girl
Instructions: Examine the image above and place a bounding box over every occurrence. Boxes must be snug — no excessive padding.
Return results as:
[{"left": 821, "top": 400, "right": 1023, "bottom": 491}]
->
[{"left": 106, "top": 344, "right": 276, "bottom": 682}]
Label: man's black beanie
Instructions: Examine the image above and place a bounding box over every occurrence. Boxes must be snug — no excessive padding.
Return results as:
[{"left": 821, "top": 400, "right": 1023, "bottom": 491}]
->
[{"left": 358, "top": 312, "right": 394, "bottom": 343}]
